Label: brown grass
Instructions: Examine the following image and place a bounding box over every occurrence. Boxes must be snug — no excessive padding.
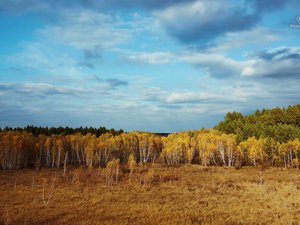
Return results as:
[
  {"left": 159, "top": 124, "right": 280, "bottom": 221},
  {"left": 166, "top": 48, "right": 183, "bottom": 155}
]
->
[{"left": 1, "top": 165, "right": 300, "bottom": 225}]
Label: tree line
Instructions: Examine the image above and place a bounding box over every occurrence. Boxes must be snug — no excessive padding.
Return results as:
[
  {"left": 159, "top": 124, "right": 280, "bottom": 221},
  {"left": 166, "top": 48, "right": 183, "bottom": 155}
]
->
[
  {"left": 0, "top": 104, "right": 300, "bottom": 170},
  {"left": 1, "top": 129, "right": 300, "bottom": 170},
  {"left": 0, "top": 125, "right": 124, "bottom": 137}
]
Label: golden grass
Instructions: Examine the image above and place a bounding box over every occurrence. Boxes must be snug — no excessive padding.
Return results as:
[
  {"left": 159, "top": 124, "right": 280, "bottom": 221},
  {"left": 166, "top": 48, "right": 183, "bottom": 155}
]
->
[{"left": 1, "top": 165, "right": 300, "bottom": 225}]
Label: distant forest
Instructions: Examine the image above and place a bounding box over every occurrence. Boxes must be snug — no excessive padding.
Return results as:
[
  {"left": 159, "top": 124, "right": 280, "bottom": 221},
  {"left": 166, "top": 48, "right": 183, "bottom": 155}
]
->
[
  {"left": 0, "top": 126, "right": 124, "bottom": 137},
  {"left": 215, "top": 104, "right": 300, "bottom": 143},
  {"left": 0, "top": 104, "right": 300, "bottom": 170}
]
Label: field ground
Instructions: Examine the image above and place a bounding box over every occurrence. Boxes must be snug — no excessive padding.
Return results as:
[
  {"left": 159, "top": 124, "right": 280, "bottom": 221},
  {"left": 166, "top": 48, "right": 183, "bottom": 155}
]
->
[{"left": 1, "top": 165, "right": 300, "bottom": 225}]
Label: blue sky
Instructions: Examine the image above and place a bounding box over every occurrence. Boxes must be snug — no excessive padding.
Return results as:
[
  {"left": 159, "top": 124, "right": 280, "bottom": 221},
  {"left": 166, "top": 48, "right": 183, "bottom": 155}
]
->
[{"left": 0, "top": 0, "right": 300, "bottom": 132}]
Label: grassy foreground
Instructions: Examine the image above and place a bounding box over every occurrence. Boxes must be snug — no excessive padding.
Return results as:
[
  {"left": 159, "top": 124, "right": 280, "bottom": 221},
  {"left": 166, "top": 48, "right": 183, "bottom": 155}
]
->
[{"left": 1, "top": 165, "right": 300, "bottom": 225}]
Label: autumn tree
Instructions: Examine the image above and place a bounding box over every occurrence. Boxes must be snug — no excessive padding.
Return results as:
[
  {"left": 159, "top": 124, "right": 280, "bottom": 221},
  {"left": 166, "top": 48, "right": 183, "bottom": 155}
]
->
[{"left": 239, "top": 137, "right": 266, "bottom": 166}]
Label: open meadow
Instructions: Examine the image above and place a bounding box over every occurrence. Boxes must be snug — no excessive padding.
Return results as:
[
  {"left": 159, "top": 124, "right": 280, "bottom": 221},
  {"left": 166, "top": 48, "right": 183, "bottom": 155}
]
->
[{"left": 1, "top": 165, "right": 300, "bottom": 225}]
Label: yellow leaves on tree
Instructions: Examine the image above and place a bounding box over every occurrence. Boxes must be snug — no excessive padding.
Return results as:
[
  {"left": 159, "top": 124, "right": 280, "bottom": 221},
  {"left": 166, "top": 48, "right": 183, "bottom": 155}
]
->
[{"left": 239, "top": 137, "right": 266, "bottom": 167}]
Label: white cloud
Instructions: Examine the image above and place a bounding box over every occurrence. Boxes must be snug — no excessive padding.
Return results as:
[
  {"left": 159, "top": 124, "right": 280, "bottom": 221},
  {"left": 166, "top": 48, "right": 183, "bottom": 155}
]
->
[
  {"left": 155, "top": 0, "right": 209, "bottom": 21},
  {"left": 206, "top": 27, "right": 280, "bottom": 53},
  {"left": 180, "top": 52, "right": 248, "bottom": 78},
  {"left": 165, "top": 92, "right": 217, "bottom": 104},
  {"left": 125, "top": 52, "right": 175, "bottom": 64},
  {"left": 241, "top": 66, "right": 255, "bottom": 77},
  {"left": 39, "top": 9, "right": 131, "bottom": 50},
  {"left": 122, "top": 45, "right": 300, "bottom": 80},
  {"left": 123, "top": 50, "right": 249, "bottom": 78},
  {"left": 241, "top": 46, "right": 300, "bottom": 78}
]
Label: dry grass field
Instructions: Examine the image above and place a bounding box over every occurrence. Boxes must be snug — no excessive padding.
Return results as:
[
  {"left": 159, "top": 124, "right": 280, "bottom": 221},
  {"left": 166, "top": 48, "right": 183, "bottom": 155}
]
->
[{"left": 1, "top": 165, "right": 300, "bottom": 225}]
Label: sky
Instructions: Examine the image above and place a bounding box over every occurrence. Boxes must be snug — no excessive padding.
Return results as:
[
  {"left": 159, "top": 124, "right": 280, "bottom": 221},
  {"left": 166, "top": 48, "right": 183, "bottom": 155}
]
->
[{"left": 0, "top": 0, "right": 300, "bottom": 132}]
